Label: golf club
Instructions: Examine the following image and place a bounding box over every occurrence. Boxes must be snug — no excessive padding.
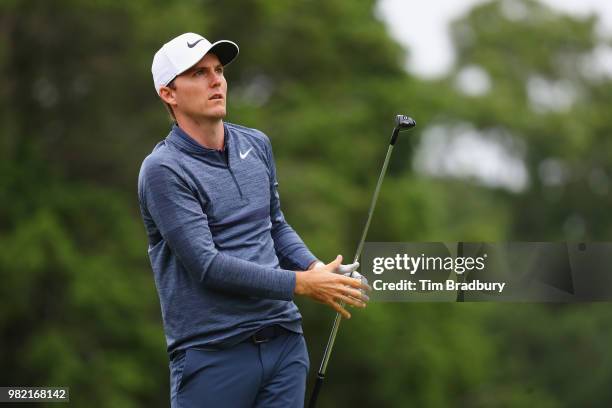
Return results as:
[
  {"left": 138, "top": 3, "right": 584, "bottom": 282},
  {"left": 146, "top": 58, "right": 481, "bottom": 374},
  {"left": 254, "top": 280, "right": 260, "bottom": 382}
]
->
[{"left": 308, "top": 114, "right": 417, "bottom": 408}]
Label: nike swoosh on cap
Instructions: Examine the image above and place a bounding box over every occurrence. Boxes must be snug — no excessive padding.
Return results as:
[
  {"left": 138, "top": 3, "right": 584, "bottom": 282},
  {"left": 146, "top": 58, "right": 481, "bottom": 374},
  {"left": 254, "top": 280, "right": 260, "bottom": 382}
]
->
[
  {"left": 187, "top": 38, "right": 205, "bottom": 48},
  {"left": 239, "top": 148, "right": 253, "bottom": 160}
]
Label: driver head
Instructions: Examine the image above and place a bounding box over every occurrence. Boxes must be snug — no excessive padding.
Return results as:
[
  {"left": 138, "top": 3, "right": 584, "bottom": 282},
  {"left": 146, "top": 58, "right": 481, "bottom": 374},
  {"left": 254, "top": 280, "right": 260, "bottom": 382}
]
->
[{"left": 395, "top": 115, "right": 416, "bottom": 129}]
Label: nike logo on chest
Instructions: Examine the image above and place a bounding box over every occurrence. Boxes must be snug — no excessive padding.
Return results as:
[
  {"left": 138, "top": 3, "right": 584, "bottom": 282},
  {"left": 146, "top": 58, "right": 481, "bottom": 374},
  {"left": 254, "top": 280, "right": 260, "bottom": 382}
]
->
[{"left": 239, "top": 148, "right": 253, "bottom": 160}]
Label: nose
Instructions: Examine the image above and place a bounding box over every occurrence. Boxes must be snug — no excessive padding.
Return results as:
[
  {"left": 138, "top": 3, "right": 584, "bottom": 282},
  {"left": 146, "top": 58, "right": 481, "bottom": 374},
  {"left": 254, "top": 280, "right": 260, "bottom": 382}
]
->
[{"left": 210, "top": 70, "right": 222, "bottom": 88}]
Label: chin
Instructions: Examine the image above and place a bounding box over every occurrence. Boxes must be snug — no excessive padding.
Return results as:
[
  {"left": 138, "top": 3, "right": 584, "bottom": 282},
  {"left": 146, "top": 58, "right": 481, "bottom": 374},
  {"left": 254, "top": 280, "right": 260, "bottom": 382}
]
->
[{"left": 203, "top": 109, "right": 226, "bottom": 120}]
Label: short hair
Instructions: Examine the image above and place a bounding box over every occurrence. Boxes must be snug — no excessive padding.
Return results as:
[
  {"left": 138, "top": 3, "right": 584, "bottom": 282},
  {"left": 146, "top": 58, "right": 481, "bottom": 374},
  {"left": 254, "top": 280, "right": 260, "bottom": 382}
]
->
[{"left": 163, "top": 79, "right": 177, "bottom": 121}]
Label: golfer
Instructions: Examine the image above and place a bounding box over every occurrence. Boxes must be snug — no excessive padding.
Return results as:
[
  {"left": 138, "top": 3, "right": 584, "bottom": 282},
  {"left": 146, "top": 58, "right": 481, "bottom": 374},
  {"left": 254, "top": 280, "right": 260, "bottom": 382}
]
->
[{"left": 138, "top": 32, "right": 370, "bottom": 408}]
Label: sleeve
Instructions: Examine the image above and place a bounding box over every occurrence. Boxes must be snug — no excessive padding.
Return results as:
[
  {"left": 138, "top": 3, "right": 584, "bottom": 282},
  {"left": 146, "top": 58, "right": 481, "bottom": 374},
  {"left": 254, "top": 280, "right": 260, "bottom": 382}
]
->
[
  {"left": 139, "top": 157, "right": 296, "bottom": 300},
  {"left": 264, "top": 139, "right": 318, "bottom": 271}
]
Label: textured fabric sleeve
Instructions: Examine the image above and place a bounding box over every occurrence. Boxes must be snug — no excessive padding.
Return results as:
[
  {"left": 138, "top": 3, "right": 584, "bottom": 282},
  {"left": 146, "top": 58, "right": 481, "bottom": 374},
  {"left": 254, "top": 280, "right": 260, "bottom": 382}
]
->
[
  {"left": 140, "top": 157, "right": 296, "bottom": 300},
  {"left": 264, "top": 139, "right": 318, "bottom": 271}
]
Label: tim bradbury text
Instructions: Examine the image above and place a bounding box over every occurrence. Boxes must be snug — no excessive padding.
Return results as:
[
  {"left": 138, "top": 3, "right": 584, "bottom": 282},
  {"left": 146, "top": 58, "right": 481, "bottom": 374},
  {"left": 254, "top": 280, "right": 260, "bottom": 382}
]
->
[{"left": 373, "top": 279, "right": 506, "bottom": 293}]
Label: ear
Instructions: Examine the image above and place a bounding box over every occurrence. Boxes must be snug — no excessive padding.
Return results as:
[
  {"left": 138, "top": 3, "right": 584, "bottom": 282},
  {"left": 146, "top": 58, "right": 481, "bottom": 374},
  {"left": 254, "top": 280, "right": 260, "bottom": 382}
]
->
[{"left": 159, "top": 86, "right": 177, "bottom": 107}]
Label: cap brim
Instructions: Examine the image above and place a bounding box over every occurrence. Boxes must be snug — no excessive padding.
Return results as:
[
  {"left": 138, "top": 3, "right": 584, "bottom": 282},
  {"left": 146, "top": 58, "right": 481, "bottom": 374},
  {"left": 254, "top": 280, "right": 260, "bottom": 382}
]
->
[{"left": 208, "top": 40, "right": 239, "bottom": 66}]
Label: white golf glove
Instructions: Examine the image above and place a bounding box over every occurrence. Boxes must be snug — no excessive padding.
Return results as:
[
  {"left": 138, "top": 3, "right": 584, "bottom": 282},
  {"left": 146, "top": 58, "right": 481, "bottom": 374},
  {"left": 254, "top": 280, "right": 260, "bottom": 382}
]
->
[
  {"left": 337, "top": 262, "right": 369, "bottom": 294},
  {"left": 312, "top": 261, "right": 370, "bottom": 295}
]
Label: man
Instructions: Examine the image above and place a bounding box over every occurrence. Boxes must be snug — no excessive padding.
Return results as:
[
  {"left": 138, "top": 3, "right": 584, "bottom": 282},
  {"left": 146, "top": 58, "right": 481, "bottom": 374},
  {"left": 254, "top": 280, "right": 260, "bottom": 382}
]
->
[{"left": 138, "top": 32, "right": 370, "bottom": 408}]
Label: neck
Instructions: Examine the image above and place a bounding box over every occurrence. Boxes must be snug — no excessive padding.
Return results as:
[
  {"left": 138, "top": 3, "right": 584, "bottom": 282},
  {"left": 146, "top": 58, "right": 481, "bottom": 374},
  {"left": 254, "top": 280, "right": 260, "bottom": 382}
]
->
[{"left": 176, "top": 115, "right": 225, "bottom": 150}]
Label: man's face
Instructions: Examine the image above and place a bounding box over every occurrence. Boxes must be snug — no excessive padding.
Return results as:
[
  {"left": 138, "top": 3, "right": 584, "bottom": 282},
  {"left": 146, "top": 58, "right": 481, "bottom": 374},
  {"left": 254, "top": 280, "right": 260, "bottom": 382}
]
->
[{"left": 165, "top": 53, "right": 227, "bottom": 120}]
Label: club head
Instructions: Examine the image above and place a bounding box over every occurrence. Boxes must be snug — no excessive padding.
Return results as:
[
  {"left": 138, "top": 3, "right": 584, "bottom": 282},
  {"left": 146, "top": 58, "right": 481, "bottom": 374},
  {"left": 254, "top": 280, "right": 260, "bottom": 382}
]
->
[
  {"left": 395, "top": 114, "right": 416, "bottom": 129},
  {"left": 390, "top": 114, "right": 416, "bottom": 145}
]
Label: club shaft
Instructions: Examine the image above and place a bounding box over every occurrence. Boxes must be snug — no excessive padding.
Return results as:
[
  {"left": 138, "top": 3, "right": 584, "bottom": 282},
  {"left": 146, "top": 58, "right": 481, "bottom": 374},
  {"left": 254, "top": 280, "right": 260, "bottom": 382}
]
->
[
  {"left": 352, "top": 144, "right": 394, "bottom": 264},
  {"left": 309, "top": 144, "right": 395, "bottom": 407}
]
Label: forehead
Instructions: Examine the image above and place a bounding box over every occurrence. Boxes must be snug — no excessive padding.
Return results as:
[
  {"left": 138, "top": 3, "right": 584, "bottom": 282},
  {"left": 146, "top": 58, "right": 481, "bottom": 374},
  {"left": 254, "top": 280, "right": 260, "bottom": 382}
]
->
[{"left": 187, "top": 53, "right": 222, "bottom": 71}]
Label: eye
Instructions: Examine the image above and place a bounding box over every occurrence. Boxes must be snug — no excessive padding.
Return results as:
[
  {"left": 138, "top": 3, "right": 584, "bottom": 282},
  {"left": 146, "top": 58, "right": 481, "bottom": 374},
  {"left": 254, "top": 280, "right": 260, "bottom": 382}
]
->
[
  {"left": 194, "top": 69, "right": 204, "bottom": 76},
  {"left": 215, "top": 67, "right": 224, "bottom": 74}
]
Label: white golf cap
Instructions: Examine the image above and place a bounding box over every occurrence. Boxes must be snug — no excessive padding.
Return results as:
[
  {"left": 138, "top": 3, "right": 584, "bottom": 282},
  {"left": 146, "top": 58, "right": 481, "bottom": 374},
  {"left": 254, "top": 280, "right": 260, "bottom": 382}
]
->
[{"left": 151, "top": 32, "right": 239, "bottom": 94}]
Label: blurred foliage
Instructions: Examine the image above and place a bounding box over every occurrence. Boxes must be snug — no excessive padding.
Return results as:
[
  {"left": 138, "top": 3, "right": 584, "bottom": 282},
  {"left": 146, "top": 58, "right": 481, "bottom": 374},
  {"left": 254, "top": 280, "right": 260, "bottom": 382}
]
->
[{"left": 1, "top": 0, "right": 612, "bottom": 406}]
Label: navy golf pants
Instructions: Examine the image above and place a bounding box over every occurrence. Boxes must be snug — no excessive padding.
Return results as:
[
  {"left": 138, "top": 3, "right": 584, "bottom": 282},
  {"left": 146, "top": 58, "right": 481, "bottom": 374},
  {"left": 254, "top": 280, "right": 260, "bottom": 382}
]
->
[{"left": 169, "top": 330, "right": 309, "bottom": 408}]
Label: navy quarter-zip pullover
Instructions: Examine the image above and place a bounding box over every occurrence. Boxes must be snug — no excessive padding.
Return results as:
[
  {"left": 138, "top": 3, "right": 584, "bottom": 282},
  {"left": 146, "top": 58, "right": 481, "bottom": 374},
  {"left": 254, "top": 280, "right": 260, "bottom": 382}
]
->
[{"left": 138, "top": 123, "right": 317, "bottom": 356}]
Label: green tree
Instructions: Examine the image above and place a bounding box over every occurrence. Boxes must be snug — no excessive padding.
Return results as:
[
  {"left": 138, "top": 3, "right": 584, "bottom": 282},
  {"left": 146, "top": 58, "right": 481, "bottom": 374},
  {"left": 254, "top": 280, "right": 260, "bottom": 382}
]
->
[{"left": 1, "top": 0, "right": 612, "bottom": 406}]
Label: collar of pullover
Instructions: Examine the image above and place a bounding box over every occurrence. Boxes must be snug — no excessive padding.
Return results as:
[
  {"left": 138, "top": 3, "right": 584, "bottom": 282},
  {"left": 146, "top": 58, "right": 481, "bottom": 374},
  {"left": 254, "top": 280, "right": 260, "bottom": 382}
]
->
[{"left": 167, "top": 123, "right": 232, "bottom": 158}]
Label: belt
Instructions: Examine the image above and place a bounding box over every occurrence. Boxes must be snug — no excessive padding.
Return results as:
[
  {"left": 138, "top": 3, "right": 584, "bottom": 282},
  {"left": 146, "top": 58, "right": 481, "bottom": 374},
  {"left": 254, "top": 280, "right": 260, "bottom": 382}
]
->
[
  {"left": 246, "top": 325, "right": 290, "bottom": 344},
  {"left": 169, "top": 326, "right": 292, "bottom": 360}
]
